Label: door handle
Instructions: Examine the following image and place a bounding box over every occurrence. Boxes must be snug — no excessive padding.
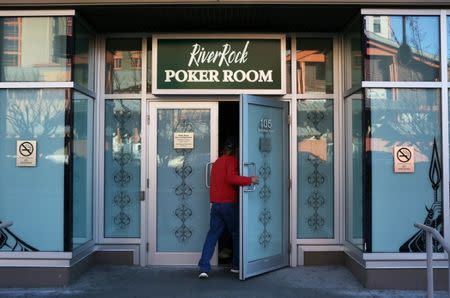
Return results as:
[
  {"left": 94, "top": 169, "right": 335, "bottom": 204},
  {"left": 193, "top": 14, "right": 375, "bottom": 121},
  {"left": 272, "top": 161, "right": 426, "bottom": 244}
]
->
[
  {"left": 205, "top": 162, "right": 213, "bottom": 188},
  {"left": 244, "top": 162, "right": 256, "bottom": 192}
]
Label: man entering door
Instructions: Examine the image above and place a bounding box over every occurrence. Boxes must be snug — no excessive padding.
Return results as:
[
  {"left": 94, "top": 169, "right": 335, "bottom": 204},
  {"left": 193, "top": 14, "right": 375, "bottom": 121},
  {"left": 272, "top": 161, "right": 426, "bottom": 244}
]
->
[{"left": 198, "top": 137, "right": 258, "bottom": 279}]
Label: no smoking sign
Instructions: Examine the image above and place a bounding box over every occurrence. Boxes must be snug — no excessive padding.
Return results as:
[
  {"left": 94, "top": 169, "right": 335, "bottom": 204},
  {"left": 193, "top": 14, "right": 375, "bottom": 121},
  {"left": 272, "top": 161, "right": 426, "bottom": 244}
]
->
[
  {"left": 393, "top": 146, "right": 414, "bottom": 173},
  {"left": 16, "top": 140, "right": 37, "bottom": 167}
]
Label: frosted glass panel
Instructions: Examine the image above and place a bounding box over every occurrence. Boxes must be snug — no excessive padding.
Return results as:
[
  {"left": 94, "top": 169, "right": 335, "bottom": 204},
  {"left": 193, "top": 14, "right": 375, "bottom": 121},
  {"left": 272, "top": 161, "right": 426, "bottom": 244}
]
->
[
  {"left": 297, "top": 99, "right": 334, "bottom": 239},
  {"left": 156, "top": 109, "right": 211, "bottom": 252},
  {"left": 104, "top": 100, "right": 141, "bottom": 238},
  {"left": 246, "top": 104, "right": 283, "bottom": 261}
]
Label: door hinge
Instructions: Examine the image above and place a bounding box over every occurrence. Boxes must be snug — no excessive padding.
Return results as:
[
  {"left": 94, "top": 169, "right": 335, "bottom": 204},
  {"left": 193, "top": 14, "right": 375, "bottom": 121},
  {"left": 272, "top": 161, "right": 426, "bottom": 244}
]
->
[
  {"left": 146, "top": 242, "right": 149, "bottom": 252},
  {"left": 288, "top": 243, "right": 292, "bottom": 254},
  {"left": 364, "top": 242, "right": 367, "bottom": 252},
  {"left": 147, "top": 115, "right": 150, "bottom": 125},
  {"left": 288, "top": 115, "right": 292, "bottom": 125},
  {"left": 147, "top": 178, "right": 150, "bottom": 188},
  {"left": 140, "top": 190, "right": 145, "bottom": 201},
  {"left": 289, "top": 178, "right": 292, "bottom": 189}
]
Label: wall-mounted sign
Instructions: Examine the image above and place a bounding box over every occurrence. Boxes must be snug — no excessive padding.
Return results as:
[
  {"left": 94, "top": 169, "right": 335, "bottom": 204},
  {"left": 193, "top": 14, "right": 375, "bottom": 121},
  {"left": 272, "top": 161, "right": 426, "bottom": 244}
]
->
[
  {"left": 394, "top": 146, "right": 415, "bottom": 173},
  {"left": 174, "top": 132, "right": 194, "bottom": 149},
  {"left": 152, "top": 34, "right": 286, "bottom": 94},
  {"left": 16, "top": 140, "right": 37, "bottom": 167}
]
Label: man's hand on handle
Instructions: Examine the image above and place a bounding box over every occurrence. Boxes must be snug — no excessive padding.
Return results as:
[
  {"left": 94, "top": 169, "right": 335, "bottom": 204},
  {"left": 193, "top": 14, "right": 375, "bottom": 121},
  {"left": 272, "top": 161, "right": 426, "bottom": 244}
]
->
[{"left": 251, "top": 176, "right": 259, "bottom": 185}]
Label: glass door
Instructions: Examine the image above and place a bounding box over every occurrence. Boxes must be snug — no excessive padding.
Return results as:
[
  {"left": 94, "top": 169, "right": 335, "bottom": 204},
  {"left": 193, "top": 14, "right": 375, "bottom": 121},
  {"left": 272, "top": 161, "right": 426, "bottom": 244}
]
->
[
  {"left": 148, "top": 102, "right": 218, "bottom": 265},
  {"left": 239, "top": 95, "right": 289, "bottom": 280}
]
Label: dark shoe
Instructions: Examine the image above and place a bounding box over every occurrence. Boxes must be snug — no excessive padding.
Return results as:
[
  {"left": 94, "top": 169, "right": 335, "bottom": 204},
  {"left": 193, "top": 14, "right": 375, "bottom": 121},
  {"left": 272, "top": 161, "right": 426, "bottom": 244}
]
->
[
  {"left": 199, "top": 272, "right": 208, "bottom": 279},
  {"left": 230, "top": 267, "right": 239, "bottom": 274}
]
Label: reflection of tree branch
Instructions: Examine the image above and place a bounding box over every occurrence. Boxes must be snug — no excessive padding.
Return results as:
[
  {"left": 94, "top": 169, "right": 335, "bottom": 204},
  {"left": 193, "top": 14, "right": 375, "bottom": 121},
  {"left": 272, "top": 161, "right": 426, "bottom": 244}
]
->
[{"left": 6, "top": 94, "right": 63, "bottom": 137}]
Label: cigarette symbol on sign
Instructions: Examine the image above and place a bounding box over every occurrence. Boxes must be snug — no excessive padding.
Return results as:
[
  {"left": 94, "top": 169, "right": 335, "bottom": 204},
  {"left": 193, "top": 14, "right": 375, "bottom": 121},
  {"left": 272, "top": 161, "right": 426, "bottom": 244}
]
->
[
  {"left": 397, "top": 147, "right": 412, "bottom": 163},
  {"left": 19, "top": 142, "right": 34, "bottom": 157}
]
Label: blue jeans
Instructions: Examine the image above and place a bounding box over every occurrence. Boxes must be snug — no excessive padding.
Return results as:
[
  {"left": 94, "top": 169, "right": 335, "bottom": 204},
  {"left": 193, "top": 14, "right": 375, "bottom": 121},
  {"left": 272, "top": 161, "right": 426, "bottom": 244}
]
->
[{"left": 198, "top": 203, "right": 238, "bottom": 273}]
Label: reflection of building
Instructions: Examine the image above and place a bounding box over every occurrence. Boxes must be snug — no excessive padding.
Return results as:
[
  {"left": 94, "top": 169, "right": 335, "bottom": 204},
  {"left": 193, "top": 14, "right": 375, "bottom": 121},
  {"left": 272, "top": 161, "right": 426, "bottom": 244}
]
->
[
  {"left": 365, "top": 16, "right": 440, "bottom": 81},
  {"left": 0, "top": 17, "right": 71, "bottom": 81}
]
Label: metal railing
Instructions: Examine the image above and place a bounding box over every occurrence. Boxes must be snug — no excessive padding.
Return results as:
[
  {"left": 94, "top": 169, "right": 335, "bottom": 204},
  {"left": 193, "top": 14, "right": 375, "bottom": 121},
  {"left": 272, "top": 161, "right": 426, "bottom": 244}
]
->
[{"left": 414, "top": 223, "right": 450, "bottom": 298}]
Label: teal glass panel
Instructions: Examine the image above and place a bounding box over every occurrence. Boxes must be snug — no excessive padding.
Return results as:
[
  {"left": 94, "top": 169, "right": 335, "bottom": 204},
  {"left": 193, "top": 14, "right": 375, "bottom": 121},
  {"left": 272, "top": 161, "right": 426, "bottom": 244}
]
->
[
  {"left": 367, "top": 88, "right": 442, "bottom": 252},
  {"left": 0, "top": 17, "right": 71, "bottom": 82},
  {"left": 104, "top": 100, "right": 141, "bottom": 238},
  {"left": 286, "top": 37, "right": 291, "bottom": 94},
  {"left": 448, "top": 17, "right": 450, "bottom": 81},
  {"left": 74, "top": 17, "right": 95, "bottom": 91},
  {"left": 246, "top": 104, "right": 283, "bottom": 261},
  {"left": 344, "top": 17, "right": 362, "bottom": 91},
  {"left": 345, "top": 93, "right": 364, "bottom": 250},
  {"left": 156, "top": 109, "right": 211, "bottom": 252},
  {"left": 72, "top": 92, "right": 94, "bottom": 249},
  {"left": 365, "top": 16, "right": 440, "bottom": 81},
  {"left": 0, "top": 89, "right": 66, "bottom": 251},
  {"left": 297, "top": 99, "right": 334, "bottom": 239},
  {"left": 105, "top": 39, "right": 142, "bottom": 94},
  {"left": 147, "top": 38, "right": 152, "bottom": 93},
  {"left": 296, "top": 38, "right": 333, "bottom": 94}
]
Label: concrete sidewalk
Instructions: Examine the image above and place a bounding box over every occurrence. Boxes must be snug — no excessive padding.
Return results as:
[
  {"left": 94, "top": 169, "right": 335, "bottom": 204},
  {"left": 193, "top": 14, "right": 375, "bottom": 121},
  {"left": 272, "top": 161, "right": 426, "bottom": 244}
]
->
[{"left": 0, "top": 265, "right": 447, "bottom": 297}]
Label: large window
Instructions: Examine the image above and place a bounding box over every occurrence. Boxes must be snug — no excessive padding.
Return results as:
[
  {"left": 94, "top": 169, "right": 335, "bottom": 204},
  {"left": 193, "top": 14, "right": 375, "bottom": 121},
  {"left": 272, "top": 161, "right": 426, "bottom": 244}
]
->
[
  {"left": 0, "top": 89, "right": 67, "bottom": 251},
  {"left": 0, "top": 17, "right": 71, "bottom": 82},
  {"left": 366, "top": 88, "right": 441, "bottom": 252}
]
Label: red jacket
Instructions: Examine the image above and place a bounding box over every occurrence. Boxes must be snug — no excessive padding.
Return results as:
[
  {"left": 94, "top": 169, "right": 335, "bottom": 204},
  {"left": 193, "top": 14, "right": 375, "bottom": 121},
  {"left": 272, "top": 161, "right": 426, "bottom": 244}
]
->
[{"left": 210, "top": 154, "right": 252, "bottom": 203}]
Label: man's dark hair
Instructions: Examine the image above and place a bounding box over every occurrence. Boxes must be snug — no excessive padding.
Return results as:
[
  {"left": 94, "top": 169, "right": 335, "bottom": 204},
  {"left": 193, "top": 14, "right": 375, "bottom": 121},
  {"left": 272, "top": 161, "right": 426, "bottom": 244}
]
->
[{"left": 223, "top": 136, "right": 238, "bottom": 155}]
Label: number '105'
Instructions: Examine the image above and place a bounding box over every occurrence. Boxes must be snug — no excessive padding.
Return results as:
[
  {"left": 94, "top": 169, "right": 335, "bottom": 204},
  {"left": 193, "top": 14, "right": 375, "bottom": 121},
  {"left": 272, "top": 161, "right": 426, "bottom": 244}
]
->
[{"left": 260, "top": 118, "right": 272, "bottom": 129}]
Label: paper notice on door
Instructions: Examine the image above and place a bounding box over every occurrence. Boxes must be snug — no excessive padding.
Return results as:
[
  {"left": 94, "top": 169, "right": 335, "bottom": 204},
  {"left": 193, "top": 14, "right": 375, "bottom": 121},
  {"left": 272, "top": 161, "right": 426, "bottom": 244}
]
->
[
  {"left": 174, "top": 132, "right": 194, "bottom": 149},
  {"left": 298, "top": 138, "right": 327, "bottom": 161}
]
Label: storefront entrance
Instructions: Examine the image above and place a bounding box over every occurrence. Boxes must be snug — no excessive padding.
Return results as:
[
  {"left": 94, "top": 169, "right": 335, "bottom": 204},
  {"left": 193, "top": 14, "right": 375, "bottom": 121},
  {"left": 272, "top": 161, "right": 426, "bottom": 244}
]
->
[{"left": 146, "top": 96, "right": 289, "bottom": 279}]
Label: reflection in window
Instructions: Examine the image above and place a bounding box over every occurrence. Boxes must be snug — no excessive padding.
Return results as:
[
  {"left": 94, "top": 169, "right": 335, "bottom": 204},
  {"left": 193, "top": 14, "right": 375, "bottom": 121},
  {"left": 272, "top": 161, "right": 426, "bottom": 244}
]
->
[
  {"left": 344, "top": 17, "right": 362, "bottom": 91},
  {"left": 296, "top": 38, "right": 333, "bottom": 94},
  {"left": 364, "top": 15, "right": 440, "bottom": 81},
  {"left": 286, "top": 37, "right": 292, "bottom": 94},
  {"left": 105, "top": 39, "right": 142, "bottom": 94},
  {"left": 72, "top": 92, "right": 94, "bottom": 249},
  {"left": 73, "top": 17, "right": 95, "bottom": 91},
  {"left": 0, "top": 17, "right": 72, "bottom": 82},
  {"left": 366, "top": 88, "right": 442, "bottom": 252},
  {"left": 447, "top": 17, "right": 450, "bottom": 81},
  {"left": 345, "top": 93, "right": 364, "bottom": 250},
  {"left": 0, "top": 89, "right": 67, "bottom": 251},
  {"left": 104, "top": 99, "right": 141, "bottom": 238}
]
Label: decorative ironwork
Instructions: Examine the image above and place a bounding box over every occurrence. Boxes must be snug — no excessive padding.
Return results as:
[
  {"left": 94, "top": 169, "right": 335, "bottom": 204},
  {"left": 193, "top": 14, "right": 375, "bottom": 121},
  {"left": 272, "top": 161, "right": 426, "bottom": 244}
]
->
[
  {"left": 0, "top": 222, "right": 38, "bottom": 252},
  {"left": 257, "top": 115, "right": 273, "bottom": 248},
  {"left": 305, "top": 111, "right": 326, "bottom": 232},
  {"left": 173, "top": 118, "right": 194, "bottom": 243},
  {"left": 400, "top": 138, "right": 443, "bottom": 252},
  {"left": 306, "top": 191, "right": 325, "bottom": 231},
  {"left": 112, "top": 101, "right": 133, "bottom": 229}
]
